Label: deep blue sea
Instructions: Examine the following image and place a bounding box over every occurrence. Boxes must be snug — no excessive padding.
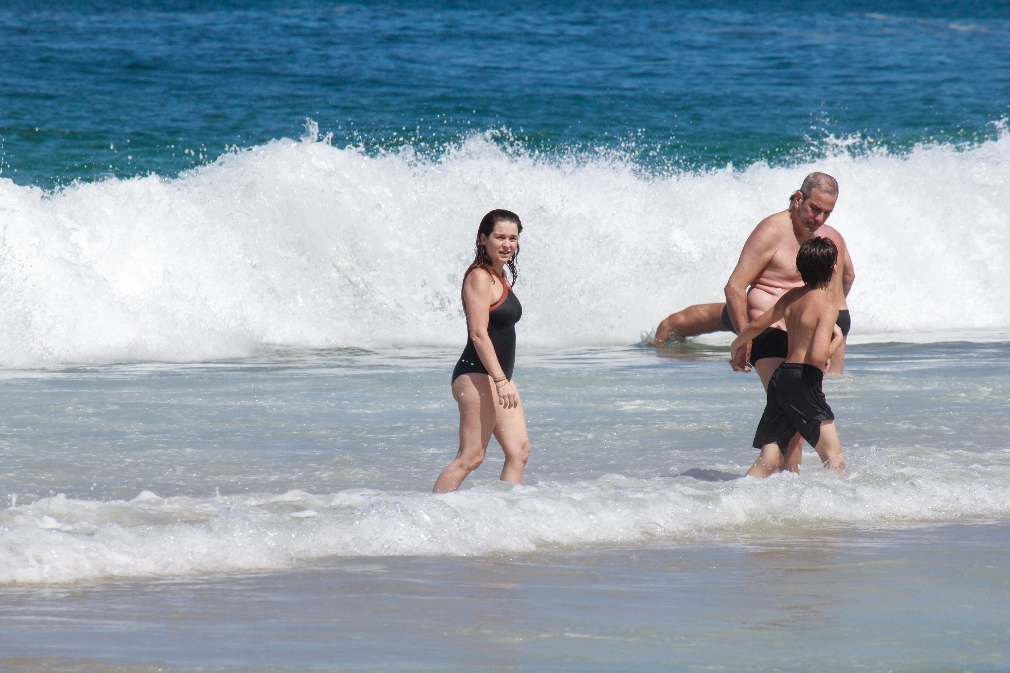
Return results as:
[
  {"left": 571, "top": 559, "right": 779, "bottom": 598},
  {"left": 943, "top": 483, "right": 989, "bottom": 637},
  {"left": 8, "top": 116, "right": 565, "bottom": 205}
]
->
[
  {"left": 4, "top": 0, "right": 1010, "bottom": 188},
  {"left": 1, "top": 2, "right": 1009, "bottom": 671}
]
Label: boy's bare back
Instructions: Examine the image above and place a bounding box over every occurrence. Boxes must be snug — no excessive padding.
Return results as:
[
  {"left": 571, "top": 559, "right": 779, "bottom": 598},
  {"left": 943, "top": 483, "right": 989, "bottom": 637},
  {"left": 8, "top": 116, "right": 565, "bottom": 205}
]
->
[{"left": 782, "top": 288, "right": 840, "bottom": 370}]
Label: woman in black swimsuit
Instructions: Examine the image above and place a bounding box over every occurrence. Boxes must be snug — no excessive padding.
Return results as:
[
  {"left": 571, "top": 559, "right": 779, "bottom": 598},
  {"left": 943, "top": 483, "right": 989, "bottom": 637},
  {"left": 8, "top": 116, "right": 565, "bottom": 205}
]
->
[{"left": 433, "top": 210, "right": 530, "bottom": 493}]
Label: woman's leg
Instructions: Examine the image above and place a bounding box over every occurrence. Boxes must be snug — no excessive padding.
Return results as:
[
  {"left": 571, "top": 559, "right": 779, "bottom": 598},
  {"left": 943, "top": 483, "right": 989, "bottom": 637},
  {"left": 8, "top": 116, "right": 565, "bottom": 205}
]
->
[
  {"left": 433, "top": 374, "right": 497, "bottom": 493},
  {"left": 491, "top": 382, "right": 530, "bottom": 484}
]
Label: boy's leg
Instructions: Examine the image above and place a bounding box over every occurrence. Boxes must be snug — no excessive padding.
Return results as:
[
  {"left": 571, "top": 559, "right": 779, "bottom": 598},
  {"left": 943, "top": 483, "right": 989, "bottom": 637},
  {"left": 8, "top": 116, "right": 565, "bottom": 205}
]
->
[
  {"left": 746, "top": 444, "right": 785, "bottom": 478},
  {"left": 812, "top": 420, "right": 845, "bottom": 471}
]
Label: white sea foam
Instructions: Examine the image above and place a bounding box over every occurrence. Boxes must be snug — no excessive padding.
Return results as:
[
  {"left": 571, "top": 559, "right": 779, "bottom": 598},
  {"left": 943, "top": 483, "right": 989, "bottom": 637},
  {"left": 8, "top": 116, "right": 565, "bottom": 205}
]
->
[
  {"left": 1, "top": 126, "right": 1008, "bottom": 365},
  {"left": 3, "top": 449, "right": 1009, "bottom": 584}
]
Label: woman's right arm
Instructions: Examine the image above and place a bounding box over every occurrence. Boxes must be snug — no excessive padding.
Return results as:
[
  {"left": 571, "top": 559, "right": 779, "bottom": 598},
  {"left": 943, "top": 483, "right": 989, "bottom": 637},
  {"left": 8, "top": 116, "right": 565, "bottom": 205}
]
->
[{"left": 462, "top": 271, "right": 519, "bottom": 409}]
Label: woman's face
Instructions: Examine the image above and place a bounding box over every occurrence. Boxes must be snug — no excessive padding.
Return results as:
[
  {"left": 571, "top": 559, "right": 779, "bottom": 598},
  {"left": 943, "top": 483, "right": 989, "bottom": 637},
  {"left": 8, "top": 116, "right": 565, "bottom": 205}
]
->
[{"left": 480, "top": 221, "right": 519, "bottom": 267}]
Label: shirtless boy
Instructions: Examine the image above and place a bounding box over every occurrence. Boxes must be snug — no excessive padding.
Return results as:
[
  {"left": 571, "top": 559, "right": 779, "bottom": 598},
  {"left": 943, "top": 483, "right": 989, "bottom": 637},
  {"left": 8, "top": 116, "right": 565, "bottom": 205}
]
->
[{"left": 730, "top": 237, "right": 846, "bottom": 478}]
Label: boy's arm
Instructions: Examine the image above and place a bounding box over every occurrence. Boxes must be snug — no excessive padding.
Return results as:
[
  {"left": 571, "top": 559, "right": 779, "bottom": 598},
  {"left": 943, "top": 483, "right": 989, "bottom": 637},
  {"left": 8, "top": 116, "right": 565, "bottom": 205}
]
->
[
  {"left": 809, "top": 306, "right": 841, "bottom": 367},
  {"left": 729, "top": 290, "right": 799, "bottom": 371},
  {"left": 827, "top": 323, "right": 844, "bottom": 358}
]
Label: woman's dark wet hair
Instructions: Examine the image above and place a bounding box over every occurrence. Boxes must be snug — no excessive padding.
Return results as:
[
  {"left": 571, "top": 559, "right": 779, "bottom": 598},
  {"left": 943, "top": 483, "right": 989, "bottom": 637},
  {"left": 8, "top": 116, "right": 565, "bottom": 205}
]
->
[
  {"left": 466, "top": 209, "right": 522, "bottom": 285},
  {"left": 796, "top": 237, "right": 837, "bottom": 289}
]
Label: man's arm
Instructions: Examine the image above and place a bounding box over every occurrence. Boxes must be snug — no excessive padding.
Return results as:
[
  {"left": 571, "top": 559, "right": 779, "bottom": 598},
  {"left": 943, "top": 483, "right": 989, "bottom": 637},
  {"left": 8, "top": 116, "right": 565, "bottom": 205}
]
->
[
  {"left": 841, "top": 244, "right": 855, "bottom": 297},
  {"left": 724, "top": 220, "right": 780, "bottom": 332},
  {"left": 824, "top": 227, "right": 856, "bottom": 298}
]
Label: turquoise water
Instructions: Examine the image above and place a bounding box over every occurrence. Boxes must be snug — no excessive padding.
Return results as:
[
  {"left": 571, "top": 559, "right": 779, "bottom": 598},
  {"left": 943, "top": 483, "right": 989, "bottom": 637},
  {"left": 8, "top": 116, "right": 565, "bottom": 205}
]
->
[
  {"left": 2, "top": 1, "right": 1010, "bottom": 670},
  {"left": 3, "top": 1, "right": 1009, "bottom": 186}
]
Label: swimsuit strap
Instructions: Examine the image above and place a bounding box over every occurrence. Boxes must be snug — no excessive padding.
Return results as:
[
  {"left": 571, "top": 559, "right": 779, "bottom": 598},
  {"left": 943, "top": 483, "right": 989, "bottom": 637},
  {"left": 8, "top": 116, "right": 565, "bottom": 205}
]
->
[{"left": 488, "top": 277, "right": 510, "bottom": 312}]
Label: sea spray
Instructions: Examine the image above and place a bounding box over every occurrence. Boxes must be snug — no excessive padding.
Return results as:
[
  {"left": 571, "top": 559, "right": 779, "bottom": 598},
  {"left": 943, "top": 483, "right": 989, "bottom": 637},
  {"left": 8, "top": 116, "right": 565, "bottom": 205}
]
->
[{"left": 0, "top": 130, "right": 1008, "bottom": 366}]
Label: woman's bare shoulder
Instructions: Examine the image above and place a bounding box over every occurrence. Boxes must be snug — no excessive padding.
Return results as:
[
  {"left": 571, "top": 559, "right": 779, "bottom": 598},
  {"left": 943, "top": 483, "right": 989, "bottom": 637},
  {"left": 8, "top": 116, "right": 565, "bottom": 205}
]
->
[{"left": 463, "top": 267, "right": 498, "bottom": 290}]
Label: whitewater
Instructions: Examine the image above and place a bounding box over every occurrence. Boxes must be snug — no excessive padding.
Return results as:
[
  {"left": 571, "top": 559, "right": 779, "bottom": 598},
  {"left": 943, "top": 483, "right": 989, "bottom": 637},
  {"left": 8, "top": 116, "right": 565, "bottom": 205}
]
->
[
  {"left": 5, "top": 452, "right": 1010, "bottom": 584},
  {"left": 2, "top": 125, "right": 1008, "bottom": 367},
  {"left": 0, "top": 333, "right": 1004, "bottom": 585},
  {"left": 3, "top": 2, "right": 1009, "bottom": 669},
  {"left": 0, "top": 123, "right": 1008, "bottom": 587}
]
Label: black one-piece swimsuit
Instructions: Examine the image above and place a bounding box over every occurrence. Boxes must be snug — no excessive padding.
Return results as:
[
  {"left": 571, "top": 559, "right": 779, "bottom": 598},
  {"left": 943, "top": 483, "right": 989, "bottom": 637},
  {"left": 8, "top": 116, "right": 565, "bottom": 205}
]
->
[{"left": 451, "top": 281, "right": 523, "bottom": 382}]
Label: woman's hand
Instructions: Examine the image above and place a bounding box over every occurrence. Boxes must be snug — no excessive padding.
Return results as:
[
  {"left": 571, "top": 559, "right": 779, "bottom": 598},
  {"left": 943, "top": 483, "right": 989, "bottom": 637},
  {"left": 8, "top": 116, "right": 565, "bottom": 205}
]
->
[{"left": 496, "top": 379, "right": 519, "bottom": 410}]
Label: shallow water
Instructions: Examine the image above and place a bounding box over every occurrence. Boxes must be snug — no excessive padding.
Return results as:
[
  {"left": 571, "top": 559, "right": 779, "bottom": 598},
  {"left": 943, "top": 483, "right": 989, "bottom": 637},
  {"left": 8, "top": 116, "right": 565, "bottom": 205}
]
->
[
  {"left": 2, "top": 0, "right": 1009, "bottom": 669},
  {"left": 1, "top": 341, "right": 1008, "bottom": 583},
  {"left": 2, "top": 522, "right": 1008, "bottom": 671},
  {"left": 1, "top": 341, "right": 1009, "bottom": 669}
]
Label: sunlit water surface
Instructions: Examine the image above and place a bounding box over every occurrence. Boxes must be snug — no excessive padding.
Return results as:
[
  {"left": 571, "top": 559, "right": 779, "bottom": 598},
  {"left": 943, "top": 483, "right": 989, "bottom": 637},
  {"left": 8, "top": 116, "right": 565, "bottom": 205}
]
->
[{"left": 1, "top": 341, "right": 1008, "bottom": 670}]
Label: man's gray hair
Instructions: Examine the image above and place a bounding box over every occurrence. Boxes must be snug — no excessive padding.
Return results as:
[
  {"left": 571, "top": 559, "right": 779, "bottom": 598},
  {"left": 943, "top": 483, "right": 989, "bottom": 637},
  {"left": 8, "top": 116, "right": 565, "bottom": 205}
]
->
[{"left": 798, "top": 172, "right": 839, "bottom": 199}]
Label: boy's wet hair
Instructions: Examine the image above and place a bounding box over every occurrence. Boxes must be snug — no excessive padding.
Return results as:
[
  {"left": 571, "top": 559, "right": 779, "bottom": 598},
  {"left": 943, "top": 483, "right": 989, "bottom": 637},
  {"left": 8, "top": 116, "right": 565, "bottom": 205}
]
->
[{"left": 796, "top": 237, "right": 837, "bottom": 289}]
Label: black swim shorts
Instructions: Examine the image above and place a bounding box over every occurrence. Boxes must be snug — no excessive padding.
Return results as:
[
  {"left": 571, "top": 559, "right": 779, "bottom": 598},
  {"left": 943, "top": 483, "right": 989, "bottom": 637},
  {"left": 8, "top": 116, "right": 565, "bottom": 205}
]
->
[{"left": 752, "top": 363, "right": 834, "bottom": 454}]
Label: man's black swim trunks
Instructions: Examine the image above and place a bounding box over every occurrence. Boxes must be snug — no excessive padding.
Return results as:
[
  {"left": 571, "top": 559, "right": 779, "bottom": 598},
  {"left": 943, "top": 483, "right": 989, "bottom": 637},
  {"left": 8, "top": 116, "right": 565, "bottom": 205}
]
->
[
  {"left": 752, "top": 363, "right": 834, "bottom": 454},
  {"left": 750, "top": 328, "right": 789, "bottom": 365},
  {"left": 723, "top": 305, "right": 852, "bottom": 364},
  {"left": 836, "top": 309, "right": 851, "bottom": 338},
  {"left": 720, "top": 304, "right": 735, "bottom": 333}
]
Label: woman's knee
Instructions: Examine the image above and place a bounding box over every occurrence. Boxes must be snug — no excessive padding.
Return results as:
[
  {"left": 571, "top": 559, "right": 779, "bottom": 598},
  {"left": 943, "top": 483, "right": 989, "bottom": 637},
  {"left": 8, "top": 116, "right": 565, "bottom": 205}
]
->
[
  {"left": 458, "top": 453, "right": 485, "bottom": 472},
  {"left": 504, "top": 437, "right": 530, "bottom": 465}
]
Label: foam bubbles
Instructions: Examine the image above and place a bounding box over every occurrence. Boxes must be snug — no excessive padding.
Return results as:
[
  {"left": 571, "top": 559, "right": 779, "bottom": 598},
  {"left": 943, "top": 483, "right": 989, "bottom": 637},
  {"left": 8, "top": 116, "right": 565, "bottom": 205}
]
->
[
  {"left": 0, "top": 130, "right": 1008, "bottom": 365},
  {"left": 3, "top": 449, "right": 1009, "bottom": 585}
]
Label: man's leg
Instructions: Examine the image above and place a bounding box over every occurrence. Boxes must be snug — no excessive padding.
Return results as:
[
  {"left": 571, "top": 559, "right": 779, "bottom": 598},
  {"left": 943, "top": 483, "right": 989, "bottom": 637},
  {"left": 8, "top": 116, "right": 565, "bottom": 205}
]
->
[
  {"left": 655, "top": 303, "right": 727, "bottom": 343},
  {"left": 755, "top": 357, "right": 804, "bottom": 469},
  {"left": 813, "top": 420, "right": 845, "bottom": 471},
  {"left": 780, "top": 438, "right": 804, "bottom": 473},
  {"left": 754, "top": 357, "right": 782, "bottom": 390}
]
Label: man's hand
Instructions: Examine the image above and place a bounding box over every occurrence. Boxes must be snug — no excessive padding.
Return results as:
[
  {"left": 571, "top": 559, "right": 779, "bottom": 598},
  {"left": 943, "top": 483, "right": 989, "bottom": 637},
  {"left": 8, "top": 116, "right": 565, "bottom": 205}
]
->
[{"left": 730, "top": 340, "right": 752, "bottom": 372}]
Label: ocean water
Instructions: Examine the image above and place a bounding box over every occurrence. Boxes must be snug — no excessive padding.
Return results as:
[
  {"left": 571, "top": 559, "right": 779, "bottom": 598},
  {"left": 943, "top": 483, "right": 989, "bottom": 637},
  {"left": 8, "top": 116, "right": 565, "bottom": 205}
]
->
[{"left": 1, "top": 1, "right": 1010, "bottom": 671}]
